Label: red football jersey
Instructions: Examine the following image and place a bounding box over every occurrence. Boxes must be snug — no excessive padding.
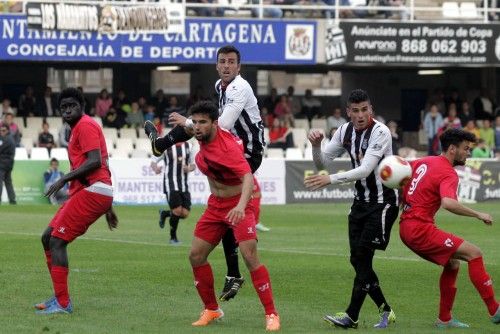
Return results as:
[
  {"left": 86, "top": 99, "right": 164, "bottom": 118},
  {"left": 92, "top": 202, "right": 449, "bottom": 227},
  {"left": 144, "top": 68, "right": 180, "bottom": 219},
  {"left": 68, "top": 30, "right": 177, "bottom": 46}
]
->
[
  {"left": 68, "top": 114, "right": 111, "bottom": 195},
  {"left": 401, "top": 155, "right": 458, "bottom": 224},
  {"left": 195, "top": 127, "right": 251, "bottom": 186}
]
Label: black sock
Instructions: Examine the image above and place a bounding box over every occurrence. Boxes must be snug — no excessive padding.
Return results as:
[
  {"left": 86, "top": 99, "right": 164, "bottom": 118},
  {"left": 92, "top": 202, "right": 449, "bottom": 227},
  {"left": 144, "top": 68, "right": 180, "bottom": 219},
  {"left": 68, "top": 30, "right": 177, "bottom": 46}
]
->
[
  {"left": 156, "top": 126, "right": 193, "bottom": 151},
  {"left": 222, "top": 229, "right": 240, "bottom": 278},
  {"left": 169, "top": 214, "right": 180, "bottom": 240},
  {"left": 345, "top": 278, "right": 368, "bottom": 322},
  {"left": 369, "top": 281, "right": 391, "bottom": 311}
]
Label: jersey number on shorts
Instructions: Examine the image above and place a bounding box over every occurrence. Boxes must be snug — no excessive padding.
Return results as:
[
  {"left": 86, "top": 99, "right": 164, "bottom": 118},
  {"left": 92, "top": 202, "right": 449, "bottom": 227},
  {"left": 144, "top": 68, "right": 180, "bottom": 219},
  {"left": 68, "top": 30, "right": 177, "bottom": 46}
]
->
[{"left": 407, "top": 164, "right": 427, "bottom": 195}]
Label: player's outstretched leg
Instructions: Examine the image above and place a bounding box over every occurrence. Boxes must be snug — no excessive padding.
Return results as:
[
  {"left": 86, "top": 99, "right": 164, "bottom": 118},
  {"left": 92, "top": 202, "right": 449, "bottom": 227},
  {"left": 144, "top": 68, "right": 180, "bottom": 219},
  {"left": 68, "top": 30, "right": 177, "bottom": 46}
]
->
[
  {"left": 144, "top": 121, "right": 193, "bottom": 157},
  {"left": 158, "top": 209, "right": 170, "bottom": 229}
]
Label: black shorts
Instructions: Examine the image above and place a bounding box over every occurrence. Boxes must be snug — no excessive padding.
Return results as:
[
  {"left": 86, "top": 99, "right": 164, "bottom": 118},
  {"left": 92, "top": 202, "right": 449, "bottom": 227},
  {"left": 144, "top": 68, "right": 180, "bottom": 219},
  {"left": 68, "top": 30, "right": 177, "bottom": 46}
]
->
[
  {"left": 348, "top": 201, "right": 399, "bottom": 251},
  {"left": 246, "top": 152, "right": 263, "bottom": 174},
  {"left": 167, "top": 191, "right": 191, "bottom": 211}
]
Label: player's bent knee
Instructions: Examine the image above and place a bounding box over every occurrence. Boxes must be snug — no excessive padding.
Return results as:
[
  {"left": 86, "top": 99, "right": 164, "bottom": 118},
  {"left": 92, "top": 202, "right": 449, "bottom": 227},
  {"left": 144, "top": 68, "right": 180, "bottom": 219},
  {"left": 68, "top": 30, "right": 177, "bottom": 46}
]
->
[
  {"left": 172, "top": 207, "right": 183, "bottom": 217},
  {"left": 41, "top": 228, "right": 52, "bottom": 248},
  {"left": 49, "top": 236, "right": 67, "bottom": 250},
  {"left": 189, "top": 249, "right": 207, "bottom": 266},
  {"left": 181, "top": 209, "right": 190, "bottom": 218}
]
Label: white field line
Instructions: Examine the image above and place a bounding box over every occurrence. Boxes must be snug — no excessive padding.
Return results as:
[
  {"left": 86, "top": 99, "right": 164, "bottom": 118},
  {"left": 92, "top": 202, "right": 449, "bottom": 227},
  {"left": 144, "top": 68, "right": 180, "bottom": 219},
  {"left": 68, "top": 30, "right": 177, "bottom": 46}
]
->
[{"left": 1, "top": 231, "right": 497, "bottom": 266}]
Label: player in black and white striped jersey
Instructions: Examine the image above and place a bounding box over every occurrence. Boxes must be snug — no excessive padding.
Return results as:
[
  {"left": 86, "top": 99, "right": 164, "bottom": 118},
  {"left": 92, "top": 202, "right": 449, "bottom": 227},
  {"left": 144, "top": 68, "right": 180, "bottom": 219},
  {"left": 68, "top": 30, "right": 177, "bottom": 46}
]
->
[
  {"left": 305, "top": 89, "right": 398, "bottom": 329},
  {"left": 151, "top": 140, "right": 195, "bottom": 245}
]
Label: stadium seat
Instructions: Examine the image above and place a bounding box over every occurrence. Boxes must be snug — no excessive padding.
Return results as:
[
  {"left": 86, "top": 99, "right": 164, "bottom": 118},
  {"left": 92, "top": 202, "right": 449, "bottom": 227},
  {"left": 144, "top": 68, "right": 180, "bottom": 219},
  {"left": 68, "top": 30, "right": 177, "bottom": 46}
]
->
[
  {"left": 111, "top": 148, "right": 131, "bottom": 159},
  {"left": 460, "top": 2, "right": 478, "bottom": 18},
  {"left": 14, "top": 147, "right": 29, "bottom": 160},
  {"left": 102, "top": 128, "right": 119, "bottom": 144},
  {"left": 130, "top": 149, "right": 149, "bottom": 158},
  {"left": 285, "top": 148, "right": 304, "bottom": 160},
  {"left": 292, "top": 128, "right": 308, "bottom": 149},
  {"left": 311, "top": 119, "right": 327, "bottom": 131},
  {"left": 21, "top": 137, "right": 34, "bottom": 151},
  {"left": 135, "top": 138, "right": 152, "bottom": 152},
  {"left": 92, "top": 117, "right": 103, "bottom": 128},
  {"left": 266, "top": 148, "right": 284, "bottom": 159},
  {"left": 26, "top": 117, "right": 44, "bottom": 131},
  {"left": 30, "top": 147, "right": 50, "bottom": 160},
  {"left": 105, "top": 139, "right": 115, "bottom": 153},
  {"left": 442, "top": 2, "right": 460, "bottom": 18},
  {"left": 45, "top": 117, "right": 62, "bottom": 131},
  {"left": 22, "top": 127, "right": 40, "bottom": 140},
  {"left": 294, "top": 119, "right": 309, "bottom": 130},
  {"left": 50, "top": 147, "right": 69, "bottom": 160},
  {"left": 119, "top": 128, "right": 138, "bottom": 140},
  {"left": 115, "top": 138, "right": 134, "bottom": 151},
  {"left": 304, "top": 147, "right": 313, "bottom": 160}
]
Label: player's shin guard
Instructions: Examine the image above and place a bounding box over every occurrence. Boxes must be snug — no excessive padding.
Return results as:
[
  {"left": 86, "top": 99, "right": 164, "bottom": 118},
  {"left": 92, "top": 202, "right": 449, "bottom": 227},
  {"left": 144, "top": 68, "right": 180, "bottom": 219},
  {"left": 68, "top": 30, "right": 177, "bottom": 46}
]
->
[
  {"left": 44, "top": 250, "right": 52, "bottom": 272},
  {"left": 50, "top": 266, "right": 70, "bottom": 308},
  {"left": 250, "top": 265, "right": 277, "bottom": 315},
  {"left": 193, "top": 263, "right": 218, "bottom": 310},
  {"left": 468, "top": 257, "right": 500, "bottom": 316},
  {"left": 439, "top": 267, "right": 459, "bottom": 322},
  {"left": 156, "top": 126, "right": 193, "bottom": 152}
]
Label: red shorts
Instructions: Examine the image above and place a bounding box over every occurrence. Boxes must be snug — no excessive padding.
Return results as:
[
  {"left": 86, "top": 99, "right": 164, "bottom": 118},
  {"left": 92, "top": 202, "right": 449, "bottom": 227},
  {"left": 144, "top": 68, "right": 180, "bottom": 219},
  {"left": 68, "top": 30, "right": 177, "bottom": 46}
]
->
[
  {"left": 399, "top": 220, "right": 464, "bottom": 266},
  {"left": 194, "top": 194, "right": 257, "bottom": 245},
  {"left": 49, "top": 189, "right": 113, "bottom": 242}
]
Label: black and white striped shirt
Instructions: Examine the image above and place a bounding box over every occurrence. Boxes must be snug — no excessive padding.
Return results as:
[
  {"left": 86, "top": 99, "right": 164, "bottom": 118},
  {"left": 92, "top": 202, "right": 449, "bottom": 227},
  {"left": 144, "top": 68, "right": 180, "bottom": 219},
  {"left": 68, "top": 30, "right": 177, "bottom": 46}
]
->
[
  {"left": 319, "top": 119, "right": 397, "bottom": 204},
  {"left": 153, "top": 142, "right": 193, "bottom": 194},
  {"left": 215, "top": 75, "right": 265, "bottom": 158}
]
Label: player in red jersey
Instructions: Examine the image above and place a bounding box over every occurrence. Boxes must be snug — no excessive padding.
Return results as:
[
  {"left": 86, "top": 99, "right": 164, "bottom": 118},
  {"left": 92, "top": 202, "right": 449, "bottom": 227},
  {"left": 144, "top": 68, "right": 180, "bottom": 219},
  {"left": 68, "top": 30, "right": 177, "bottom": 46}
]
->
[
  {"left": 35, "top": 88, "right": 118, "bottom": 315},
  {"left": 400, "top": 128, "right": 500, "bottom": 327},
  {"left": 187, "top": 100, "right": 280, "bottom": 331}
]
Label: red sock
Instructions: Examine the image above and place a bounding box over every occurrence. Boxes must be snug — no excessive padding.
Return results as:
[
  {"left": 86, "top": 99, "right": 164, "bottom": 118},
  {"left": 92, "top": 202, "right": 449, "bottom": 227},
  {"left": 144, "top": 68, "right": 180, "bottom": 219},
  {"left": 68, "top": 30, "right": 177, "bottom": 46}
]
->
[
  {"left": 50, "top": 266, "right": 69, "bottom": 308},
  {"left": 468, "top": 257, "right": 499, "bottom": 315},
  {"left": 44, "top": 250, "right": 52, "bottom": 272},
  {"left": 439, "top": 266, "right": 459, "bottom": 322},
  {"left": 250, "top": 265, "right": 277, "bottom": 315},
  {"left": 192, "top": 263, "right": 218, "bottom": 310}
]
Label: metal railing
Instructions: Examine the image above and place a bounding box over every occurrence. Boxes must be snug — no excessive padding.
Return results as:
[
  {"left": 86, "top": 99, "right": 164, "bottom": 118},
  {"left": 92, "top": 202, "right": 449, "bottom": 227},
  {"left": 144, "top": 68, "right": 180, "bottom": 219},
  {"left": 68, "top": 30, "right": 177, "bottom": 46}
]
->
[{"left": 3, "top": 0, "right": 500, "bottom": 23}]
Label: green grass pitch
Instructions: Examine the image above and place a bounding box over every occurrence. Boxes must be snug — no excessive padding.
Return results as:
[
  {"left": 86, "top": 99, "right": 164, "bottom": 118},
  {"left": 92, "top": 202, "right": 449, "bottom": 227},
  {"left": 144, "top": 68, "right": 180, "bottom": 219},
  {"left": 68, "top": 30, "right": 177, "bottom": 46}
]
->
[{"left": 1, "top": 203, "right": 499, "bottom": 333}]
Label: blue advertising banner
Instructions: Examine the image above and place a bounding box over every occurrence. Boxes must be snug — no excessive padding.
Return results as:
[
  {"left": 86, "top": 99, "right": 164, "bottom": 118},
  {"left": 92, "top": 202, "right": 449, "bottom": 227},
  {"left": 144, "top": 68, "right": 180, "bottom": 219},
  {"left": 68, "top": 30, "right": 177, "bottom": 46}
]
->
[{"left": 0, "top": 14, "right": 316, "bottom": 64}]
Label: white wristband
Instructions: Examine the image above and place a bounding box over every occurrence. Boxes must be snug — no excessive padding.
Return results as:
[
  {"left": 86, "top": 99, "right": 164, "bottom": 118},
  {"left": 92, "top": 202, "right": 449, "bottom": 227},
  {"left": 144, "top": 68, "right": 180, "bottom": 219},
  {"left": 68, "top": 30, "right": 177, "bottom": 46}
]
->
[
  {"left": 185, "top": 118, "right": 193, "bottom": 128},
  {"left": 329, "top": 174, "right": 338, "bottom": 185}
]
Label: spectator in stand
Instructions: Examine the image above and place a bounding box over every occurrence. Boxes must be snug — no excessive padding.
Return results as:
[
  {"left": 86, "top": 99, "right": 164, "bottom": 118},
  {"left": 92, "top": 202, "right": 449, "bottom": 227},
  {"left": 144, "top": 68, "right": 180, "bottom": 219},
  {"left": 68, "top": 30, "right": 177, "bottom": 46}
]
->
[
  {"left": 261, "top": 105, "right": 275, "bottom": 128},
  {"left": 379, "top": 0, "right": 410, "bottom": 19},
  {"left": 95, "top": 89, "right": 113, "bottom": 119},
  {"left": 263, "top": 87, "right": 279, "bottom": 119},
  {"left": 150, "top": 89, "right": 169, "bottom": 119},
  {"left": 327, "top": 107, "right": 347, "bottom": 134},
  {"left": 0, "top": 98, "right": 14, "bottom": 118},
  {"left": 18, "top": 86, "right": 37, "bottom": 122},
  {"left": 423, "top": 103, "right": 444, "bottom": 155},
  {"left": 0, "top": 123, "right": 16, "bottom": 205},
  {"left": 442, "top": 103, "right": 462, "bottom": 129},
  {"left": 463, "top": 120, "right": 480, "bottom": 139},
  {"left": 44, "top": 158, "right": 69, "bottom": 205},
  {"left": 126, "top": 101, "right": 144, "bottom": 130},
  {"left": 58, "top": 122, "right": 71, "bottom": 149},
  {"left": 473, "top": 88, "right": 496, "bottom": 120},
  {"left": 387, "top": 120, "right": 402, "bottom": 155},
  {"left": 163, "top": 96, "right": 185, "bottom": 125},
  {"left": 144, "top": 104, "right": 155, "bottom": 122},
  {"left": 445, "top": 88, "right": 463, "bottom": 114},
  {"left": 137, "top": 96, "right": 148, "bottom": 114},
  {"left": 287, "top": 86, "right": 301, "bottom": 118},
  {"left": 472, "top": 139, "right": 492, "bottom": 158},
  {"left": 300, "top": 89, "right": 322, "bottom": 123},
  {"left": 186, "top": 85, "right": 207, "bottom": 111},
  {"left": 274, "top": 94, "right": 294, "bottom": 126},
  {"left": 479, "top": 118, "right": 495, "bottom": 150},
  {"left": 430, "top": 88, "right": 446, "bottom": 115},
  {"left": 495, "top": 115, "right": 500, "bottom": 153},
  {"left": 37, "top": 86, "right": 58, "bottom": 117},
  {"left": 268, "top": 118, "right": 294, "bottom": 150},
  {"left": 103, "top": 107, "right": 127, "bottom": 129},
  {"left": 459, "top": 101, "right": 475, "bottom": 126},
  {"left": 251, "top": 0, "right": 283, "bottom": 18},
  {"left": 113, "top": 89, "right": 129, "bottom": 112},
  {"left": 1, "top": 112, "right": 21, "bottom": 147},
  {"left": 77, "top": 87, "right": 93, "bottom": 116},
  {"left": 38, "top": 122, "right": 56, "bottom": 154}
]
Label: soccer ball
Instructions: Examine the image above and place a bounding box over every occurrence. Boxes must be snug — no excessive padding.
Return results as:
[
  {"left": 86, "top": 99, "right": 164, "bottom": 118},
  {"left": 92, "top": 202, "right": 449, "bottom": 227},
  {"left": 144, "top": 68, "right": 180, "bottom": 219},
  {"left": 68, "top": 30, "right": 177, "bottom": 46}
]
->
[{"left": 377, "top": 155, "right": 412, "bottom": 189}]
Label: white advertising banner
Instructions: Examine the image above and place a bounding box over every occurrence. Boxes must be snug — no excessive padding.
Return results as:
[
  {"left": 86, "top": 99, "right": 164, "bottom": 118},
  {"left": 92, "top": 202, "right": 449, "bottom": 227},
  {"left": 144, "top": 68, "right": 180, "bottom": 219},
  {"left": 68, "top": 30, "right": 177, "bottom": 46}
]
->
[{"left": 109, "top": 158, "right": 286, "bottom": 205}]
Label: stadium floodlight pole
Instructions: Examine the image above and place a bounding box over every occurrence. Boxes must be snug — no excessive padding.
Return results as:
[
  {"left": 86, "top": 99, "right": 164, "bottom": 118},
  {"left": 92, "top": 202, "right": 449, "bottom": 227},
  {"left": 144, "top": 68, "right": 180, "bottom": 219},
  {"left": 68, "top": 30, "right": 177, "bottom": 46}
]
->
[
  {"left": 259, "top": 0, "right": 263, "bottom": 20},
  {"left": 334, "top": 0, "right": 339, "bottom": 25},
  {"left": 410, "top": 0, "right": 414, "bottom": 21},
  {"left": 483, "top": 0, "right": 488, "bottom": 23}
]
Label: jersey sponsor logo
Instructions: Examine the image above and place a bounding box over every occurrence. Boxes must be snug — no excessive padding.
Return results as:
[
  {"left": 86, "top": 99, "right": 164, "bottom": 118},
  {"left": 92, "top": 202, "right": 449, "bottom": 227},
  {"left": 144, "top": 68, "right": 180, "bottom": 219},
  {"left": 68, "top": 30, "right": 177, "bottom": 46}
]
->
[
  {"left": 444, "top": 238, "right": 454, "bottom": 248},
  {"left": 247, "top": 227, "right": 254, "bottom": 234},
  {"left": 361, "top": 138, "right": 368, "bottom": 150},
  {"left": 258, "top": 283, "right": 270, "bottom": 292}
]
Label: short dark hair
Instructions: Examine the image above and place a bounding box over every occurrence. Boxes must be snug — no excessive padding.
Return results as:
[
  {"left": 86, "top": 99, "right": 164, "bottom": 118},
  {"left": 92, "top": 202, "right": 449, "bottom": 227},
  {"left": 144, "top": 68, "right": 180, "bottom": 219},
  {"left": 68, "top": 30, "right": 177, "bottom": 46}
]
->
[
  {"left": 347, "top": 89, "right": 370, "bottom": 105},
  {"left": 58, "top": 87, "right": 85, "bottom": 108},
  {"left": 189, "top": 100, "right": 219, "bottom": 121},
  {"left": 440, "top": 128, "right": 476, "bottom": 152},
  {"left": 50, "top": 158, "right": 59, "bottom": 163},
  {"left": 217, "top": 45, "right": 241, "bottom": 63}
]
